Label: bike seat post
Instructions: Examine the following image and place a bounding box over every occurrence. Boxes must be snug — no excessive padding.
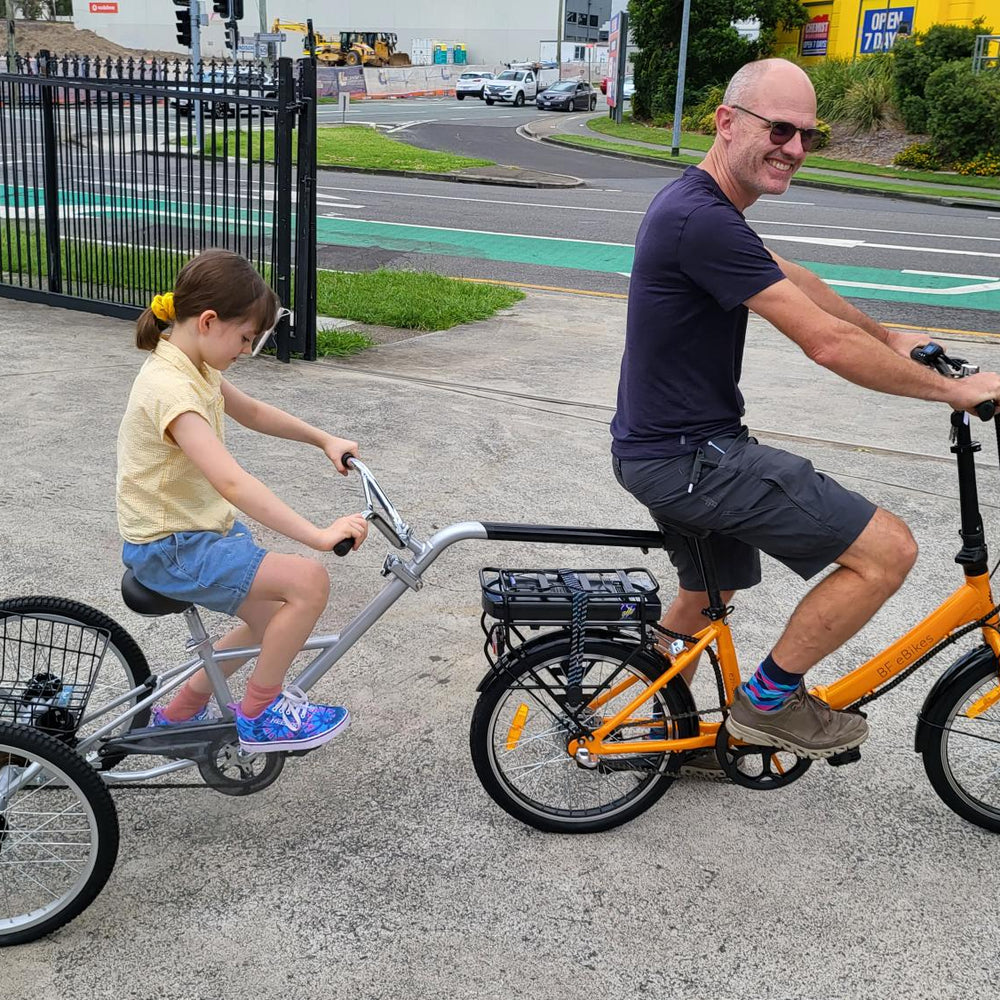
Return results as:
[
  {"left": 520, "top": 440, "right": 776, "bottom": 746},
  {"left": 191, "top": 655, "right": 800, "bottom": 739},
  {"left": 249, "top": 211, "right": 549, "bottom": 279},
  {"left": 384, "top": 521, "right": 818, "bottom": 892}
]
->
[
  {"left": 688, "top": 537, "right": 729, "bottom": 620},
  {"left": 182, "top": 606, "right": 237, "bottom": 718}
]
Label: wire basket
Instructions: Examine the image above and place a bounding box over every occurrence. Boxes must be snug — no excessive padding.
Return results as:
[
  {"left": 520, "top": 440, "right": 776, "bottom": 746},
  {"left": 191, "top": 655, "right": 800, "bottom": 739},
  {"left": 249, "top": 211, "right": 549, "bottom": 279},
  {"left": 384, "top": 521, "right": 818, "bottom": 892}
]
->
[{"left": 0, "top": 612, "right": 111, "bottom": 736}]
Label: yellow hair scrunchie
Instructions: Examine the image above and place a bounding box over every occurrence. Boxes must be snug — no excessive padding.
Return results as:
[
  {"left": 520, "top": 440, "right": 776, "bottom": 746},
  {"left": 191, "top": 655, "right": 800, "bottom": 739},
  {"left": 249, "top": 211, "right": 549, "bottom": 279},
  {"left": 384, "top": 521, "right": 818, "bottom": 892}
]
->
[{"left": 150, "top": 292, "right": 176, "bottom": 324}]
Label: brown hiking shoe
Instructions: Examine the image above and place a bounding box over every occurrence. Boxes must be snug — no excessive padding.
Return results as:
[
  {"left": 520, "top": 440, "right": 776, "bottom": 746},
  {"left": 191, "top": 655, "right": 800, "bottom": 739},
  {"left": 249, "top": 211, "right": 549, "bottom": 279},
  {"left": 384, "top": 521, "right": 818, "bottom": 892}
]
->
[{"left": 726, "top": 685, "right": 868, "bottom": 760}]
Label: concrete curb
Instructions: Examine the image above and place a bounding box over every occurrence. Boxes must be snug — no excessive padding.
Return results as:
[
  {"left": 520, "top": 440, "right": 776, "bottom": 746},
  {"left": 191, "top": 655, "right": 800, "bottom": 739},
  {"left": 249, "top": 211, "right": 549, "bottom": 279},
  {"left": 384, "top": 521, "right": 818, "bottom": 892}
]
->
[
  {"left": 317, "top": 162, "right": 583, "bottom": 188},
  {"left": 530, "top": 126, "right": 1000, "bottom": 211}
]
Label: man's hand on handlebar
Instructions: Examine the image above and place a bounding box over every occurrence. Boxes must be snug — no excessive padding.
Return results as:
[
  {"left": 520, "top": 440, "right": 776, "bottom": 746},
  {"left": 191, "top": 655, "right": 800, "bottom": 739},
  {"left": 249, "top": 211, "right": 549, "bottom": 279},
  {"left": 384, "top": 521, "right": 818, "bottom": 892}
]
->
[
  {"left": 315, "top": 513, "right": 369, "bottom": 554},
  {"left": 946, "top": 373, "right": 1000, "bottom": 420},
  {"left": 911, "top": 342, "right": 1000, "bottom": 420},
  {"left": 321, "top": 435, "right": 360, "bottom": 475}
]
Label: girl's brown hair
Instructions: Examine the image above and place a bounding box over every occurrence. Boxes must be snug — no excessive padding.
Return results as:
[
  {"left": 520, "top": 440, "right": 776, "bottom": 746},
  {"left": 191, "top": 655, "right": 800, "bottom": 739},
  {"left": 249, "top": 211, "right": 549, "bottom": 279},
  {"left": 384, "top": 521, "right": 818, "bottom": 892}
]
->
[{"left": 135, "top": 249, "right": 280, "bottom": 351}]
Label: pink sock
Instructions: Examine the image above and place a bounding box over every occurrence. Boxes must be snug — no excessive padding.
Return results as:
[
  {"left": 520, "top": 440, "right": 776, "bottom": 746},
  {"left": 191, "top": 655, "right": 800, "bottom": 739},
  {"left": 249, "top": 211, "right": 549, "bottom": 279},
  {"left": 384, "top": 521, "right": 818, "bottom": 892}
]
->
[
  {"left": 163, "top": 682, "right": 212, "bottom": 723},
  {"left": 240, "top": 680, "right": 283, "bottom": 719}
]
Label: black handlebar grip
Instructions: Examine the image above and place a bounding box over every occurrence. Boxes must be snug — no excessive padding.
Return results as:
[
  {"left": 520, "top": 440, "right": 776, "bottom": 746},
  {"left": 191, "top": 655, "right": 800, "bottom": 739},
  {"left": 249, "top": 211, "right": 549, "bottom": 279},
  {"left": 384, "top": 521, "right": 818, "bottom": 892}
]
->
[
  {"left": 333, "top": 537, "right": 354, "bottom": 557},
  {"left": 976, "top": 400, "right": 996, "bottom": 421},
  {"left": 341, "top": 453, "right": 356, "bottom": 470}
]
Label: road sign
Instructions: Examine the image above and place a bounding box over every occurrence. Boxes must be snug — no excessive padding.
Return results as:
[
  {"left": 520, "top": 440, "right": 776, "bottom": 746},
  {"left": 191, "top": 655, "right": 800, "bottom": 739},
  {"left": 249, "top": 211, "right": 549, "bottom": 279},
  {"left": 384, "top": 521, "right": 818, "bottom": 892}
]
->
[{"left": 255, "top": 32, "right": 285, "bottom": 43}]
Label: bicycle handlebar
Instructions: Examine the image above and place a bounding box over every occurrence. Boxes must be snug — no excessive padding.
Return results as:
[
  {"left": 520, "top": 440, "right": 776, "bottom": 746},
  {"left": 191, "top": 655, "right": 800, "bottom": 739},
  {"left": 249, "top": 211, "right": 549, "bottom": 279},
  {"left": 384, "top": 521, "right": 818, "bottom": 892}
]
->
[
  {"left": 332, "top": 453, "right": 412, "bottom": 556},
  {"left": 910, "top": 343, "right": 996, "bottom": 421}
]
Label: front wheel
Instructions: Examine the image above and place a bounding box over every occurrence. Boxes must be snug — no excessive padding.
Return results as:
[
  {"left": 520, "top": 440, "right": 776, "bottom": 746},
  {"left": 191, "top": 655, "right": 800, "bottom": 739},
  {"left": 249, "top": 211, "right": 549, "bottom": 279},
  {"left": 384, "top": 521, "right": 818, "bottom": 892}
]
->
[
  {"left": 514, "top": 92, "right": 525, "bottom": 107},
  {"left": 590, "top": 95, "right": 597, "bottom": 110},
  {"left": 922, "top": 652, "right": 1000, "bottom": 832},
  {"left": 0, "top": 723, "right": 119, "bottom": 945},
  {"left": 456, "top": 93, "right": 465, "bottom": 100},
  {"left": 485, "top": 98, "right": 494, "bottom": 105},
  {"left": 470, "top": 635, "right": 697, "bottom": 833}
]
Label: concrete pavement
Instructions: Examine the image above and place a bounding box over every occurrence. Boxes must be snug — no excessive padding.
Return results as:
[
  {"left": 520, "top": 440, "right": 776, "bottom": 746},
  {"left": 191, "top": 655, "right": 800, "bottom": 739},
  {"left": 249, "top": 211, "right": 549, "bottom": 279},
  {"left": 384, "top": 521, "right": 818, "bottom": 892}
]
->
[{"left": 3, "top": 291, "right": 1000, "bottom": 998}]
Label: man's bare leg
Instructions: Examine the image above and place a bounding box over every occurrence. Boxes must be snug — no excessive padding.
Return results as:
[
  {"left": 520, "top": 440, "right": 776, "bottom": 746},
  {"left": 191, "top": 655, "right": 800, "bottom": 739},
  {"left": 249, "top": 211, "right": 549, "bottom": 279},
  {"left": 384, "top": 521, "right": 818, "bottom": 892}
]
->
[
  {"left": 657, "top": 588, "right": 736, "bottom": 683},
  {"left": 771, "top": 507, "right": 917, "bottom": 675}
]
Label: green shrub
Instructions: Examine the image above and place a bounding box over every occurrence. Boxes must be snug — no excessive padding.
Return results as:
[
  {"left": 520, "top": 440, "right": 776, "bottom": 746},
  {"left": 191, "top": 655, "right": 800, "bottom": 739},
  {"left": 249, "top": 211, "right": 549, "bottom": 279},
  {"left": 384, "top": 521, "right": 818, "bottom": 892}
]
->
[
  {"left": 892, "top": 142, "right": 941, "bottom": 170},
  {"left": 892, "top": 20, "right": 991, "bottom": 116},
  {"left": 680, "top": 84, "right": 725, "bottom": 133},
  {"left": 953, "top": 151, "right": 1000, "bottom": 177},
  {"left": 842, "top": 70, "right": 895, "bottom": 132},
  {"left": 899, "top": 94, "right": 927, "bottom": 133},
  {"left": 924, "top": 60, "right": 1000, "bottom": 161},
  {"left": 808, "top": 57, "right": 855, "bottom": 122}
]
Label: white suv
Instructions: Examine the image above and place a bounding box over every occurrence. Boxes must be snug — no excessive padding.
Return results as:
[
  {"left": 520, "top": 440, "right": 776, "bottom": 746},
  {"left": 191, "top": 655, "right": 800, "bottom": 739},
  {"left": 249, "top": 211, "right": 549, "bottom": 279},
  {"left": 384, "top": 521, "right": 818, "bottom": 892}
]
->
[
  {"left": 484, "top": 69, "right": 538, "bottom": 107},
  {"left": 455, "top": 72, "right": 493, "bottom": 100}
]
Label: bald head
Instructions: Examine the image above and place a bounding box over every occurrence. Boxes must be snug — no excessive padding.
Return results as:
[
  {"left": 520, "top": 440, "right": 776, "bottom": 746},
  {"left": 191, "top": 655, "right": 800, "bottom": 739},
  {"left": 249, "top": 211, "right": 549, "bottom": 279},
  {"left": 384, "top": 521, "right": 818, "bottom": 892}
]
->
[{"left": 723, "top": 58, "right": 815, "bottom": 108}]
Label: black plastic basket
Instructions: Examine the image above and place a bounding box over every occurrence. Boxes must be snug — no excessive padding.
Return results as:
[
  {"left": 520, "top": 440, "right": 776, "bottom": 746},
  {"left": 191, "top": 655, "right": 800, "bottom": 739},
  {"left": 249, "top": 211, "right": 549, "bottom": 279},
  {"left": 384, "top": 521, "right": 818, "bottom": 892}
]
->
[
  {"left": 0, "top": 612, "right": 111, "bottom": 735},
  {"left": 480, "top": 568, "right": 661, "bottom": 627}
]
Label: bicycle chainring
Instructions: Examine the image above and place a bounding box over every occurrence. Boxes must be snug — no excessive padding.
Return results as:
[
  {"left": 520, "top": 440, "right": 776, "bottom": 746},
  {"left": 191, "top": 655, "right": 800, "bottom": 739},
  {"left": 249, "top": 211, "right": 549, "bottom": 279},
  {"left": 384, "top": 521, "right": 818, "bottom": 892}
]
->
[
  {"left": 197, "top": 735, "right": 285, "bottom": 796},
  {"left": 714, "top": 719, "right": 812, "bottom": 790}
]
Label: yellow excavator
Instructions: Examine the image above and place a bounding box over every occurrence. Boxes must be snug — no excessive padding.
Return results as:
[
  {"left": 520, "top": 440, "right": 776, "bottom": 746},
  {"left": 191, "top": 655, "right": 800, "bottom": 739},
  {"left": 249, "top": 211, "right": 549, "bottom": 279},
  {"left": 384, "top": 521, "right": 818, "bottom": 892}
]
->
[
  {"left": 339, "top": 32, "right": 411, "bottom": 66},
  {"left": 271, "top": 20, "right": 377, "bottom": 66}
]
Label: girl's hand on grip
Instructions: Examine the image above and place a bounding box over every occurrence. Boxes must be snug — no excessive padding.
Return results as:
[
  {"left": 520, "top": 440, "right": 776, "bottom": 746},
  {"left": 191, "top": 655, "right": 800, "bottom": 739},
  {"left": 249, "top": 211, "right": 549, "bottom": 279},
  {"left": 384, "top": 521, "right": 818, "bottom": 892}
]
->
[{"left": 316, "top": 513, "right": 368, "bottom": 553}]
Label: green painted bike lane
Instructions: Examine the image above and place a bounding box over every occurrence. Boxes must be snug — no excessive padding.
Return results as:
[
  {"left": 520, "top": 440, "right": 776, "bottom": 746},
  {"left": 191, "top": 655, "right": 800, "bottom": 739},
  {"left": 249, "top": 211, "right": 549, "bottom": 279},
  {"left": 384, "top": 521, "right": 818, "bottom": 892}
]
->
[{"left": 315, "top": 216, "right": 1000, "bottom": 314}]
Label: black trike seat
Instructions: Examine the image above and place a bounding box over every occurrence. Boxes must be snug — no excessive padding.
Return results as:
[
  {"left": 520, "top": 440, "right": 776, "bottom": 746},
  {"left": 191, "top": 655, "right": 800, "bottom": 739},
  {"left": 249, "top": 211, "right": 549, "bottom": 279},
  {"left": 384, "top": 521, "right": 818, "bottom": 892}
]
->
[{"left": 121, "top": 571, "right": 191, "bottom": 617}]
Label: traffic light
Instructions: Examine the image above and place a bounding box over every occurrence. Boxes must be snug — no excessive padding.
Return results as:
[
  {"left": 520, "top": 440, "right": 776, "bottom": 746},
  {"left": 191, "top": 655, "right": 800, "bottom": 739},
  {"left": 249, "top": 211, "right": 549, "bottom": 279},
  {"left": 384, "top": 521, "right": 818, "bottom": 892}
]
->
[
  {"left": 173, "top": 0, "right": 191, "bottom": 47},
  {"left": 211, "top": 0, "right": 242, "bottom": 17},
  {"left": 211, "top": 0, "right": 229, "bottom": 16}
]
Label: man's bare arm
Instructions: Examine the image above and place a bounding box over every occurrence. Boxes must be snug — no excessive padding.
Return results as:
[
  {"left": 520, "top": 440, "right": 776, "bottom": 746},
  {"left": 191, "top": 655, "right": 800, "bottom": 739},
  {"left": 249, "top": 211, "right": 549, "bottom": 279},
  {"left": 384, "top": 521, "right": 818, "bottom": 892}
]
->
[{"left": 768, "top": 250, "right": 928, "bottom": 356}]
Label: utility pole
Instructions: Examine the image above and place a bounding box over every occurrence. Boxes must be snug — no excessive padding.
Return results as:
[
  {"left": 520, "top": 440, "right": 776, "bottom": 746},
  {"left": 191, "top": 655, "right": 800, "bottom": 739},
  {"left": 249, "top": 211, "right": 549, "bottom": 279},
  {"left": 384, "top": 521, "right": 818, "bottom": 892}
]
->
[
  {"left": 3, "top": 0, "right": 15, "bottom": 69},
  {"left": 670, "top": 0, "right": 691, "bottom": 156},
  {"left": 556, "top": 0, "right": 564, "bottom": 79}
]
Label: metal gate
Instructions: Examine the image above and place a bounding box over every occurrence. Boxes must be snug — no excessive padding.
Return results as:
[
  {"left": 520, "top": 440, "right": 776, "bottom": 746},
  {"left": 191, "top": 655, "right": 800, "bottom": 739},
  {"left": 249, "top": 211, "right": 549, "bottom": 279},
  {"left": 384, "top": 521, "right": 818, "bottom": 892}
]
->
[{"left": 0, "top": 51, "right": 317, "bottom": 361}]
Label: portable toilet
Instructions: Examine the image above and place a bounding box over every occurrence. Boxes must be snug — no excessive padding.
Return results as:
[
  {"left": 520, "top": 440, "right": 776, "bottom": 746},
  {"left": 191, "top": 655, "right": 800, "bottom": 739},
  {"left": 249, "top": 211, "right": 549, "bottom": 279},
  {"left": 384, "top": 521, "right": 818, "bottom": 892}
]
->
[
  {"left": 453, "top": 43, "right": 467, "bottom": 64},
  {"left": 433, "top": 43, "right": 447, "bottom": 64}
]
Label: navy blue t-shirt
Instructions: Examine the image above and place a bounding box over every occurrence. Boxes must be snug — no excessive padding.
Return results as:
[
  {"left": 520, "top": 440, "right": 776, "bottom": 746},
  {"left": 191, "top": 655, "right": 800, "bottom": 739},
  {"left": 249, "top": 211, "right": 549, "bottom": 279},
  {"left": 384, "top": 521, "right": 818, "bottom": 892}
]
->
[{"left": 610, "top": 167, "right": 785, "bottom": 458}]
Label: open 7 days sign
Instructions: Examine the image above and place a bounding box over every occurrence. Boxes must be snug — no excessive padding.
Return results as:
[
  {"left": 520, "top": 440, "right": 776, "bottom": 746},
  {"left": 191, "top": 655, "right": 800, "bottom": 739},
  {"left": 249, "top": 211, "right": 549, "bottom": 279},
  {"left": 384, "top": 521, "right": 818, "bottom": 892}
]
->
[{"left": 859, "top": 6, "right": 914, "bottom": 53}]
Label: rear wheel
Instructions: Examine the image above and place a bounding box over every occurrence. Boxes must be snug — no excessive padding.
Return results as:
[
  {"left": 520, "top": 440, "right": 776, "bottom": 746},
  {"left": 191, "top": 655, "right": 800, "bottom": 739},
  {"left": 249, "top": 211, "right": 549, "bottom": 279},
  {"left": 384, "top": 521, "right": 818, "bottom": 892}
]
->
[
  {"left": 922, "top": 653, "right": 1000, "bottom": 832},
  {"left": 0, "top": 722, "right": 119, "bottom": 946},
  {"left": 0, "top": 598, "right": 152, "bottom": 770},
  {"left": 470, "top": 636, "right": 697, "bottom": 833}
]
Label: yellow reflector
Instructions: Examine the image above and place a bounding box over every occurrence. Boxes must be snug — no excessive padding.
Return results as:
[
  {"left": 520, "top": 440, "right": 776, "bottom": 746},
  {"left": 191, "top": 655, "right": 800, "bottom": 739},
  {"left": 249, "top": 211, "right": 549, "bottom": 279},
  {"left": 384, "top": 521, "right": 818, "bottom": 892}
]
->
[
  {"left": 506, "top": 703, "right": 529, "bottom": 751},
  {"left": 966, "top": 684, "right": 1000, "bottom": 720}
]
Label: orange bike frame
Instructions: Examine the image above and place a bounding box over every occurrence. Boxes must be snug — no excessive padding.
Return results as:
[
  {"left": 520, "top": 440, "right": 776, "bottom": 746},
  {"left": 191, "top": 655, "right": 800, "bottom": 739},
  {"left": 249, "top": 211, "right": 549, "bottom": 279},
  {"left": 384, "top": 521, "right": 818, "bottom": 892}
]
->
[{"left": 571, "top": 572, "right": 1000, "bottom": 759}]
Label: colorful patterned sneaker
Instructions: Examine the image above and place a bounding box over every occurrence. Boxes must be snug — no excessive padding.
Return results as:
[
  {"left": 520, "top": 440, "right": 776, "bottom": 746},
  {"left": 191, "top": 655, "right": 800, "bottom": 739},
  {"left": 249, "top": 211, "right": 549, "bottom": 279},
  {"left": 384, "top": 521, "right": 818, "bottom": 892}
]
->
[
  {"left": 235, "top": 685, "right": 350, "bottom": 753},
  {"left": 151, "top": 703, "right": 219, "bottom": 727}
]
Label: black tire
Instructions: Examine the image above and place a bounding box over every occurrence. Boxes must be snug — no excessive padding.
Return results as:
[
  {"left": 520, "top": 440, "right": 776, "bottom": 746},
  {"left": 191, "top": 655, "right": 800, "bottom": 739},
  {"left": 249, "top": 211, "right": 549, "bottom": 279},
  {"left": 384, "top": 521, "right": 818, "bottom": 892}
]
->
[
  {"left": 478, "top": 88, "right": 485, "bottom": 99},
  {"left": 922, "top": 652, "right": 1000, "bottom": 833},
  {"left": 0, "top": 722, "right": 119, "bottom": 946},
  {"left": 0, "top": 597, "right": 152, "bottom": 770},
  {"left": 485, "top": 98, "right": 494, "bottom": 106},
  {"left": 456, "top": 93, "right": 465, "bottom": 100},
  {"left": 344, "top": 51, "right": 361, "bottom": 67},
  {"left": 470, "top": 635, "right": 697, "bottom": 833},
  {"left": 514, "top": 92, "right": 525, "bottom": 107},
  {"left": 590, "top": 95, "right": 597, "bottom": 110}
]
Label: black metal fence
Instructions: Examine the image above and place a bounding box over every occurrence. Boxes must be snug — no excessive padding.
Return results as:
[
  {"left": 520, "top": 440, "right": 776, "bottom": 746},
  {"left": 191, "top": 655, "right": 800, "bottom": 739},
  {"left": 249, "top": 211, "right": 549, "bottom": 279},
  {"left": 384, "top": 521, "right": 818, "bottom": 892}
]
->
[{"left": 0, "top": 51, "right": 317, "bottom": 360}]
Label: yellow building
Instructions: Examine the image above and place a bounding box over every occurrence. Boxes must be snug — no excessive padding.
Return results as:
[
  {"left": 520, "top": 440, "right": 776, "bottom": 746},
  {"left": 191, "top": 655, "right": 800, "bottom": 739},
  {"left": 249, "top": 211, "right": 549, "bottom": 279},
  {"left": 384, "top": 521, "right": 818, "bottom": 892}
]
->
[{"left": 773, "top": 0, "right": 997, "bottom": 61}]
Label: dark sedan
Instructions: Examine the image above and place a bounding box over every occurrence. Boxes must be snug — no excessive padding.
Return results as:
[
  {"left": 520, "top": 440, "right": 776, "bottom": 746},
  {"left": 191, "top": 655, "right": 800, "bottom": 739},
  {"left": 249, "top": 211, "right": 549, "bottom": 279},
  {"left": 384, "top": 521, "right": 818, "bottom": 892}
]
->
[{"left": 536, "top": 80, "right": 597, "bottom": 111}]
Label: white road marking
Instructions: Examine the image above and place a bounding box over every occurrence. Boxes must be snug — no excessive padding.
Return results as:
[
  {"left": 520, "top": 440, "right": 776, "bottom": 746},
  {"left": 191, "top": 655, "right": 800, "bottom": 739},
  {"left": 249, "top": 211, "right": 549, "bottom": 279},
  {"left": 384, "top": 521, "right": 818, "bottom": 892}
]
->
[
  {"left": 827, "top": 277, "right": 1000, "bottom": 295},
  {"left": 760, "top": 232, "right": 1000, "bottom": 259},
  {"left": 313, "top": 183, "right": 645, "bottom": 215},
  {"left": 750, "top": 217, "right": 1000, "bottom": 245},
  {"left": 903, "top": 269, "right": 999, "bottom": 281}
]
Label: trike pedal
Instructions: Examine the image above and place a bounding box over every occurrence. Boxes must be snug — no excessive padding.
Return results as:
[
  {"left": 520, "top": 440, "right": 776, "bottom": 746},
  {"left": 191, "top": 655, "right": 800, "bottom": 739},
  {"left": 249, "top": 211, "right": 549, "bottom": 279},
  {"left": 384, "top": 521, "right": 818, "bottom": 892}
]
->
[{"left": 826, "top": 747, "right": 862, "bottom": 767}]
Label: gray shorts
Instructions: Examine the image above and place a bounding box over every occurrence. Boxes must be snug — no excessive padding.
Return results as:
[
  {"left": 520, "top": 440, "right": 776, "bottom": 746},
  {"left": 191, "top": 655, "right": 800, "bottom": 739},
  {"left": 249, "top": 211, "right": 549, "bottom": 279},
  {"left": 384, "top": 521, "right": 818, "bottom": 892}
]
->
[{"left": 612, "top": 431, "right": 876, "bottom": 592}]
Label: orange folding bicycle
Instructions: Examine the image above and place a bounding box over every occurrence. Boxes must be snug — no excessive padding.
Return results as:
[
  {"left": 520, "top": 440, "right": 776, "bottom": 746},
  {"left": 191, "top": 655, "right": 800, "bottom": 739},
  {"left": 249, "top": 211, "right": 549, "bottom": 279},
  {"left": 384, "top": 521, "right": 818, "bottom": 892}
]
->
[{"left": 470, "top": 345, "right": 1000, "bottom": 834}]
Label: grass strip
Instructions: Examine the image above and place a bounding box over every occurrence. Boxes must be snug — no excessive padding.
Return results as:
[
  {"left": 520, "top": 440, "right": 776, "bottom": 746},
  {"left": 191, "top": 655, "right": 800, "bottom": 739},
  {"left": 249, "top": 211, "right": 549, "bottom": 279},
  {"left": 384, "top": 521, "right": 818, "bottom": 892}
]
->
[
  {"left": 316, "top": 329, "right": 374, "bottom": 357},
  {"left": 185, "top": 125, "right": 493, "bottom": 173},
  {"left": 586, "top": 116, "right": 1000, "bottom": 191},
  {"left": 316, "top": 268, "right": 524, "bottom": 330},
  {"left": 555, "top": 135, "right": 1000, "bottom": 202}
]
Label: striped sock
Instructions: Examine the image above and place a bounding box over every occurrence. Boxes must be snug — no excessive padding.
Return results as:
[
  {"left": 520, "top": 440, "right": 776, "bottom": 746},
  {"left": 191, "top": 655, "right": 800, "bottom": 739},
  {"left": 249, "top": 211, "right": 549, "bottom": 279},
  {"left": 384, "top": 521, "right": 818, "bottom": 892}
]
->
[{"left": 740, "top": 653, "right": 802, "bottom": 711}]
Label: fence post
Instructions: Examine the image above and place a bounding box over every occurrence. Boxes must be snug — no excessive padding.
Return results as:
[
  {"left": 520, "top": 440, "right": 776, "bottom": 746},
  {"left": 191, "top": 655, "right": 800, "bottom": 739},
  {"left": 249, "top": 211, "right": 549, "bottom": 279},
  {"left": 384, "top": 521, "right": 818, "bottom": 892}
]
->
[
  {"left": 39, "top": 49, "right": 62, "bottom": 293},
  {"left": 292, "top": 56, "right": 317, "bottom": 361},
  {"left": 273, "top": 57, "right": 295, "bottom": 363}
]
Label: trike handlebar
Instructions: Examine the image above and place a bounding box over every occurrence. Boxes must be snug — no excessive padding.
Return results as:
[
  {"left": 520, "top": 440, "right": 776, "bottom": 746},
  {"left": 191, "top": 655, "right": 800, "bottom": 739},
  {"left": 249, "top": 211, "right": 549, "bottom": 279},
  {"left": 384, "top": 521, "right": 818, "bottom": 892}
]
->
[{"left": 333, "top": 453, "right": 413, "bottom": 556}]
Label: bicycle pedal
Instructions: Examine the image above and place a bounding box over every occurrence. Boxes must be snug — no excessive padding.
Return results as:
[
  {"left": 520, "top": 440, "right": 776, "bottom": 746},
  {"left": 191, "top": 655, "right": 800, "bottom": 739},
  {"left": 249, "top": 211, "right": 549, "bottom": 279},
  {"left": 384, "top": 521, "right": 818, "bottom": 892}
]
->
[{"left": 826, "top": 747, "right": 862, "bottom": 767}]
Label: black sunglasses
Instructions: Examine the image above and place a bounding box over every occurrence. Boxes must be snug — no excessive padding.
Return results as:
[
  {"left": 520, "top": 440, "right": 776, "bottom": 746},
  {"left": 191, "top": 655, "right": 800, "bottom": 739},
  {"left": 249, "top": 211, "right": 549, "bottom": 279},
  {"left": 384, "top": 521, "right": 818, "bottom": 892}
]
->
[{"left": 731, "top": 104, "right": 824, "bottom": 152}]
